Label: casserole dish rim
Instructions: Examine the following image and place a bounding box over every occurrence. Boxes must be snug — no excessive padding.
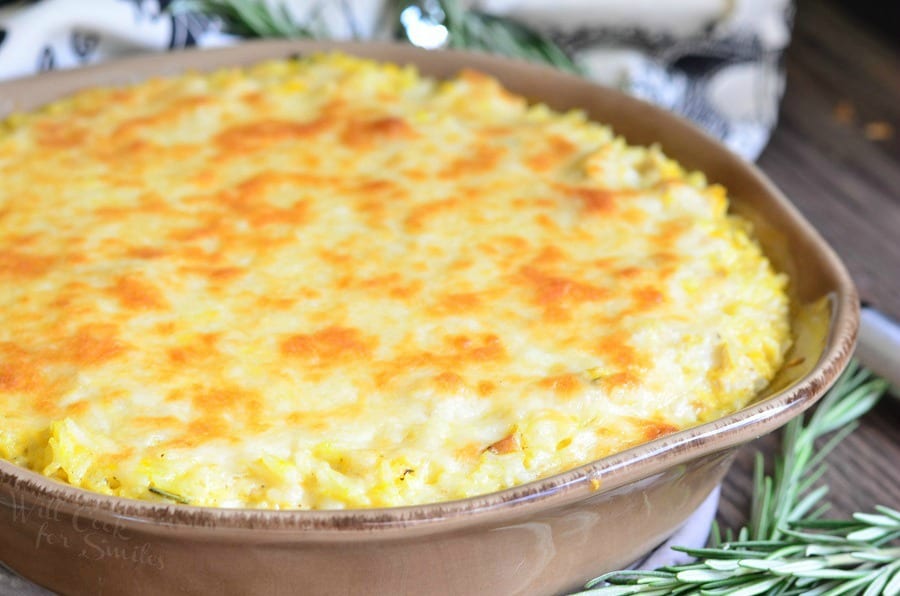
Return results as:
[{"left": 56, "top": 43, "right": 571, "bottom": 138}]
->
[{"left": 0, "top": 39, "right": 859, "bottom": 536}]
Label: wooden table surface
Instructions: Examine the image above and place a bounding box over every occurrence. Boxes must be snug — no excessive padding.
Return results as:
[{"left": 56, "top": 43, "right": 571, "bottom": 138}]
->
[
  {"left": 718, "top": 0, "right": 900, "bottom": 531},
  {"left": 0, "top": 3, "right": 894, "bottom": 591}
]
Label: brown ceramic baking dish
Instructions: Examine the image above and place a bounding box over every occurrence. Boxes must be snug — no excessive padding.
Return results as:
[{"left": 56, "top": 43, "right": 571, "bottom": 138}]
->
[{"left": 0, "top": 41, "right": 858, "bottom": 596}]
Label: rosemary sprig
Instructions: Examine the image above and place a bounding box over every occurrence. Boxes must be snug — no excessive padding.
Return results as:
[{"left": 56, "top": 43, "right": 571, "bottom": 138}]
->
[
  {"left": 148, "top": 486, "right": 191, "bottom": 505},
  {"left": 169, "top": 0, "right": 581, "bottom": 73},
  {"left": 395, "top": 0, "right": 581, "bottom": 74},
  {"left": 169, "top": 0, "right": 318, "bottom": 38},
  {"left": 575, "top": 362, "right": 894, "bottom": 595}
]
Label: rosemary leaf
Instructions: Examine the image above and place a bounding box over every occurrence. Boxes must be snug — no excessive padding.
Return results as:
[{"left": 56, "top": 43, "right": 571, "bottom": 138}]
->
[
  {"left": 574, "top": 363, "right": 893, "bottom": 595},
  {"left": 148, "top": 486, "right": 191, "bottom": 504},
  {"left": 169, "top": 0, "right": 315, "bottom": 38}
]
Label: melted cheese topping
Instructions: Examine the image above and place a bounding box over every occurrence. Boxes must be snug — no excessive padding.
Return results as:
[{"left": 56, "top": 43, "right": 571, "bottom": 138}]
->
[{"left": 0, "top": 54, "right": 790, "bottom": 509}]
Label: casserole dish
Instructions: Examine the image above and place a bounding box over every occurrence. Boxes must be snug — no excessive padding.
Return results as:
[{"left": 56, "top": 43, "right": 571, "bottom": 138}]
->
[{"left": 0, "top": 41, "right": 858, "bottom": 596}]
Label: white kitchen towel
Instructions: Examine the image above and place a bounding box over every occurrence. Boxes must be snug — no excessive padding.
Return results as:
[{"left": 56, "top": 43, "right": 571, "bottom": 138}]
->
[{"left": 0, "top": 0, "right": 792, "bottom": 159}]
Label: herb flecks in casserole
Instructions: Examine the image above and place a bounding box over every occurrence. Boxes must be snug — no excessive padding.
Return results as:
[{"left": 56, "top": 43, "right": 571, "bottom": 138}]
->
[{"left": 0, "top": 54, "right": 790, "bottom": 508}]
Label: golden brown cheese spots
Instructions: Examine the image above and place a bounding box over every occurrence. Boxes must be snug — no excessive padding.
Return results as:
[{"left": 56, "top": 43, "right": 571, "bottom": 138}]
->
[
  {"left": 34, "top": 120, "right": 86, "bottom": 149},
  {"left": 181, "top": 266, "right": 245, "bottom": 284},
  {"left": 350, "top": 180, "right": 406, "bottom": 226},
  {"left": 590, "top": 332, "right": 648, "bottom": 391},
  {"left": 108, "top": 275, "right": 168, "bottom": 310},
  {"left": 595, "top": 332, "right": 642, "bottom": 371},
  {"left": 481, "top": 235, "right": 531, "bottom": 259},
  {"left": 318, "top": 250, "right": 353, "bottom": 276},
  {"left": 227, "top": 173, "right": 313, "bottom": 227},
  {"left": 615, "top": 266, "right": 642, "bottom": 280},
  {"left": 191, "top": 384, "right": 256, "bottom": 414},
  {"left": 457, "top": 443, "right": 483, "bottom": 462},
  {"left": 477, "top": 380, "right": 497, "bottom": 397},
  {"left": 256, "top": 295, "right": 302, "bottom": 311},
  {"left": 94, "top": 193, "right": 169, "bottom": 220},
  {"left": 239, "top": 91, "right": 271, "bottom": 110},
  {"left": 0, "top": 54, "right": 790, "bottom": 509},
  {"left": 621, "top": 207, "right": 648, "bottom": 225},
  {"left": 640, "top": 420, "right": 680, "bottom": 442},
  {"left": 526, "top": 135, "right": 578, "bottom": 171},
  {"left": 595, "top": 372, "right": 639, "bottom": 390},
  {"left": 406, "top": 198, "right": 462, "bottom": 232},
  {"left": 486, "top": 432, "right": 520, "bottom": 455},
  {"left": 168, "top": 333, "right": 220, "bottom": 366},
  {"left": 337, "top": 273, "right": 423, "bottom": 301},
  {"left": 440, "top": 143, "right": 506, "bottom": 179},
  {"left": 215, "top": 119, "right": 330, "bottom": 153},
  {"left": 537, "top": 373, "right": 583, "bottom": 399},
  {"left": 174, "top": 417, "right": 230, "bottom": 448},
  {"left": 0, "top": 249, "right": 55, "bottom": 278},
  {"left": 629, "top": 286, "right": 665, "bottom": 314},
  {"left": 133, "top": 415, "right": 182, "bottom": 431},
  {"left": 170, "top": 218, "right": 221, "bottom": 243},
  {"left": 653, "top": 219, "right": 689, "bottom": 250},
  {"left": 0, "top": 326, "right": 124, "bottom": 411},
  {"left": 531, "top": 245, "right": 567, "bottom": 267},
  {"left": 456, "top": 69, "right": 526, "bottom": 108},
  {"left": 432, "top": 292, "right": 482, "bottom": 315},
  {"left": 562, "top": 185, "right": 620, "bottom": 214},
  {"left": 67, "top": 325, "right": 127, "bottom": 367},
  {"left": 351, "top": 178, "right": 402, "bottom": 197},
  {"left": 48, "top": 282, "right": 93, "bottom": 313},
  {"left": 281, "top": 326, "right": 377, "bottom": 366},
  {"left": 519, "top": 266, "right": 608, "bottom": 309},
  {"left": 0, "top": 343, "right": 41, "bottom": 392},
  {"left": 375, "top": 334, "right": 507, "bottom": 389},
  {"left": 534, "top": 213, "right": 561, "bottom": 233},
  {"left": 446, "top": 333, "right": 506, "bottom": 363},
  {"left": 111, "top": 95, "right": 213, "bottom": 144},
  {"left": 432, "top": 371, "right": 465, "bottom": 391},
  {"left": 342, "top": 116, "right": 415, "bottom": 147},
  {"left": 171, "top": 385, "right": 271, "bottom": 445}
]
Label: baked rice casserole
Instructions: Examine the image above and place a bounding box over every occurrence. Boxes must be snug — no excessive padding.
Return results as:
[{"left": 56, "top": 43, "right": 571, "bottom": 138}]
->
[{"left": 0, "top": 54, "right": 790, "bottom": 509}]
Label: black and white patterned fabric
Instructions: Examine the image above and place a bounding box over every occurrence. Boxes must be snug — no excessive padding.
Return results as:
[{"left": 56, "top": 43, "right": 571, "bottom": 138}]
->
[
  {"left": 0, "top": 0, "right": 792, "bottom": 159},
  {"left": 0, "top": 0, "right": 230, "bottom": 80},
  {"left": 484, "top": 0, "right": 794, "bottom": 159}
]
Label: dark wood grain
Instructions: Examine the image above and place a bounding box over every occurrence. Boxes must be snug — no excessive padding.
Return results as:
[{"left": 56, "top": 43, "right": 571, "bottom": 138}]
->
[
  {"left": 718, "top": 0, "right": 900, "bottom": 532},
  {"left": 758, "top": 0, "right": 900, "bottom": 320},
  {"left": 720, "top": 398, "right": 900, "bottom": 531}
]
